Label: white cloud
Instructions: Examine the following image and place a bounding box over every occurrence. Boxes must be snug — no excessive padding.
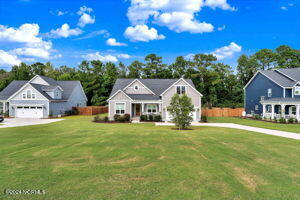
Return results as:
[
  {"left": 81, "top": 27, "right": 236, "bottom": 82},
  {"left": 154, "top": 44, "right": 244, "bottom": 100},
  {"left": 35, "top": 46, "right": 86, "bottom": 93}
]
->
[
  {"left": 77, "top": 6, "right": 95, "bottom": 27},
  {"left": 281, "top": 3, "right": 294, "bottom": 10},
  {"left": 281, "top": 6, "right": 288, "bottom": 10},
  {"left": 217, "top": 25, "right": 226, "bottom": 31},
  {"left": 124, "top": 25, "right": 165, "bottom": 42},
  {"left": 106, "top": 38, "right": 127, "bottom": 46},
  {"left": 75, "top": 30, "right": 110, "bottom": 40},
  {"left": 125, "top": 0, "right": 235, "bottom": 35},
  {"left": 82, "top": 52, "right": 118, "bottom": 62},
  {"left": 156, "top": 12, "right": 214, "bottom": 33},
  {"left": 0, "top": 24, "right": 42, "bottom": 43},
  {"left": 0, "top": 50, "right": 21, "bottom": 66},
  {"left": 211, "top": 42, "right": 242, "bottom": 60},
  {"left": 117, "top": 54, "right": 131, "bottom": 59},
  {"left": 204, "top": 0, "right": 236, "bottom": 11},
  {"left": 0, "top": 24, "right": 55, "bottom": 60},
  {"left": 46, "top": 24, "right": 83, "bottom": 38},
  {"left": 50, "top": 10, "right": 68, "bottom": 16}
]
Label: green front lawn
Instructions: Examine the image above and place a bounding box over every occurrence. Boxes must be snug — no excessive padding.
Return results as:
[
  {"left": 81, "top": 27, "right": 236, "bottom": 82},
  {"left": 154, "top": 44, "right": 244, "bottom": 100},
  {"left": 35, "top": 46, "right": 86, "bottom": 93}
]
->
[
  {"left": 0, "top": 116, "right": 299, "bottom": 200},
  {"left": 208, "top": 117, "right": 300, "bottom": 134}
]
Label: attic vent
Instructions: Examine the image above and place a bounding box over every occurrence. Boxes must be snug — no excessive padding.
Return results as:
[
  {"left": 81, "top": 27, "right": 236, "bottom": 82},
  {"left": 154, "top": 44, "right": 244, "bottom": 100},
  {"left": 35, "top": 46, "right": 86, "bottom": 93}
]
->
[{"left": 134, "top": 85, "right": 139, "bottom": 90}]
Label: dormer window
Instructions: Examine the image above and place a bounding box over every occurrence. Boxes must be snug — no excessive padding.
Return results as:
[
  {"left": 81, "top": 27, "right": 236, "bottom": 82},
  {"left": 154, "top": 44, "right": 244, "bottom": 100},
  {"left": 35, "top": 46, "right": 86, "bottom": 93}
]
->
[
  {"left": 56, "top": 91, "right": 59, "bottom": 97},
  {"left": 176, "top": 86, "right": 186, "bottom": 94},
  {"left": 295, "top": 87, "right": 300, "bottom": 95},
  {"left": 134, "top": 85, "right": 139, "bottom": 90}
]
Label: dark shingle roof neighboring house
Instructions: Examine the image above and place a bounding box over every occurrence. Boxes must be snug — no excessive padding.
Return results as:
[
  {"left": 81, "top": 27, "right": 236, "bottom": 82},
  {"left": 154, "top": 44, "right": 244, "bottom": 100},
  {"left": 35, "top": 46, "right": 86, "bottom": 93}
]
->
[
  {"left": 0, "top": 80, "right": 27, "bottom": 100},
  {"left": 260, "top": 70, "right": 296, "bottom": 87},
  {"left": 0, "top": 78, "right": 80, "bottom": 101},
  {"left": 276, "top": 68, "right": 300, "bottom": 82},
  {"left": 109, "top": 78, "right": 196, "bottom": 100}
]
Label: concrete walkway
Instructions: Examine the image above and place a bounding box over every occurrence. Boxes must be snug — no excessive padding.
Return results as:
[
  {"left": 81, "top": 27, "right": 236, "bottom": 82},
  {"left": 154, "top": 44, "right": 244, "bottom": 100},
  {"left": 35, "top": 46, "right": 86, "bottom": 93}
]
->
[
  {"left": 155, "top": 122, "right": 300, "bottom": 140},
  {"left": 0, "top": 118, "right": 64, "bottom": 128}
]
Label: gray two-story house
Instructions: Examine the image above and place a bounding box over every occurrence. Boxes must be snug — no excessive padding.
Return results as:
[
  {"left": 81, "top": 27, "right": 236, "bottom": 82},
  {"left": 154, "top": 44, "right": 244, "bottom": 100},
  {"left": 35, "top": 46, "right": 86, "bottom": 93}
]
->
[
  {"left": 0, "top": 75, "right": 87, "bottom": 118},
  {"left": 108, "top": 78, "right": 203, "bottom": 122},
  {"left": 244, "top": 68, "right": 300, "bottom": 120}
]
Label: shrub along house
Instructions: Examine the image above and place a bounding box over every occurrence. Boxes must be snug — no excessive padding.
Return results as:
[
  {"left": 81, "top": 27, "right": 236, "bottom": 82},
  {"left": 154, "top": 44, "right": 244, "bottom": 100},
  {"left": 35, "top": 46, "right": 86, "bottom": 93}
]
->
[
  {"left": 0, "top": 75, "right": 87, "bottom": 118},
  {"left": 107, "top": 78, "right": 203, "bottom": 122},
  {"left": 244, "top": 68, "right": 300, "bottom": 121}
]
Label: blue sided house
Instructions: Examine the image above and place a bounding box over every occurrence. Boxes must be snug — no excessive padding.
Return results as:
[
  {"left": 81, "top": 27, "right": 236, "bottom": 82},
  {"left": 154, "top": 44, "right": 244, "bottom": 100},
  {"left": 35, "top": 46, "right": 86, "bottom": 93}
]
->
[
  {"left": 244, "top": 68, "right": 300, "bottom": 121},
  {"left": 0, "top": 75, "right": 87, "bottom": 118}
]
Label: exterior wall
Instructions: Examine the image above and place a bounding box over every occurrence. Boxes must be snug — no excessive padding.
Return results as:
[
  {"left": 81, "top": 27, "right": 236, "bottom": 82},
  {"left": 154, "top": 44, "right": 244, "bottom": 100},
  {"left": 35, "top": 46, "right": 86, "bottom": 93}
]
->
[
  {"left": 49, "top": 83, "right": 87, "bottom": 116},
  {"left": 109, "top": 91, "right": 131, "bottom": 120},
  {"left": 161, "top": 80, "right": 201, "bottom": 121},
  {"left": 124, "top": 80, "right": 152, "bottom": 94},
  {"left": 10, "top": 84, "right": 47, "bottom": 101},
  {"left": 30, "top": 76, "right": 49, "bottom": 85},
  {"left": 245, "top": 73, "right": 283, "bottom": 115},
  {"left": 9, "top": 99, "right": 49, "bottom": 117},
  {"left": 109, "top": 101, "right": 131, "bottom": 120}
]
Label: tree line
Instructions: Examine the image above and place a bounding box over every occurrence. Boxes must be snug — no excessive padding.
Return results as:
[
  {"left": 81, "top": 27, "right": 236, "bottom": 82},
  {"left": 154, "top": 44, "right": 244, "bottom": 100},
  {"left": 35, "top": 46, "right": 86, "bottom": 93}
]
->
[{"left": 0, "top": 45, "right": 299, "bottom": 107}]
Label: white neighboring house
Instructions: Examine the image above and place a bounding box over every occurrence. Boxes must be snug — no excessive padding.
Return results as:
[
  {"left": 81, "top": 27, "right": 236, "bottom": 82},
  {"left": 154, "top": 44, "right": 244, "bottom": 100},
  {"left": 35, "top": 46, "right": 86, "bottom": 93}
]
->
[
  {"left": 0, "top": 75, "right": 87, "bottom": 118},
  {"left": 107, "top": 78, "right": 203, "bottom": 121}
]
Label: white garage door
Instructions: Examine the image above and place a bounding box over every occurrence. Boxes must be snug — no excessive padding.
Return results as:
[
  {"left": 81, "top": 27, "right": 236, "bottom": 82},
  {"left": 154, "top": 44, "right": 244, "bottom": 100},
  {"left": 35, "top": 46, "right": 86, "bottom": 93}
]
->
[
  {"left": 166, "top": 110, "right": 197, "bottom": 122},
  {"left": 16, "top": 106, "right": 43, "bottom": 118}
]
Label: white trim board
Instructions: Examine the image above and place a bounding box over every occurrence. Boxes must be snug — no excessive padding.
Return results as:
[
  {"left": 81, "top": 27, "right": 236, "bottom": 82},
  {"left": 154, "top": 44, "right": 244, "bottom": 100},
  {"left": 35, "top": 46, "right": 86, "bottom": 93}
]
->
[
  {"left": 123, "top": 79, "right": 155, "bottom": 95},
  {"left": 107, "top": 89, "right": 133, "bottom": 101},
  {"left": 160, "top": 78, "right": 203, "bottom": 97}
]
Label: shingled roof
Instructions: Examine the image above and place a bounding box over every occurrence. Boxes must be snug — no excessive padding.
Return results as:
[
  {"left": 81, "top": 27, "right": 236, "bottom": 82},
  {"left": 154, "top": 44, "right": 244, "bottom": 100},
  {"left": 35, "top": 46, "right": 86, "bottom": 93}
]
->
[
  {"left": 247, "top": 68, "right": 300, "bottom": 89},
  {"left": 109, "top": 78, "right": 196, "bottom": 100},
  {"left": 0, "top": 76, "right": 81, "bottom": 101}
]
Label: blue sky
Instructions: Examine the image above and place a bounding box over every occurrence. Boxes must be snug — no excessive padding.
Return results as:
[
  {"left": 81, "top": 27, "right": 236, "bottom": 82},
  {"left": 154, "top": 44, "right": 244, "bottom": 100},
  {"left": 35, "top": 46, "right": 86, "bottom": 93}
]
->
[{"left": 0, "top": 0, "right": 299, "bottom": 70}]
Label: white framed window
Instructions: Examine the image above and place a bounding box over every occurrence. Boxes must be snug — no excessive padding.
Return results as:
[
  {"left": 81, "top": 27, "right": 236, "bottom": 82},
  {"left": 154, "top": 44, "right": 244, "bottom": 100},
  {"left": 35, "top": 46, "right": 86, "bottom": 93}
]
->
[
  {"left": 268, "top": 89, "right": 272, "bottom": 97},
  {"left": 22, "top": 93, "right": 26, "bottom": 99},
  {"left": 294, "top": 86, "right": 300, "bottom": 95},
  {"left": 255, "top": 105, "right": 259, "bottom": 111},
  {"left": 266, "top": 105, "right": 272, "bottom": 113},
  {"left": 147, "top": 104, "right": 157, "bottom": 113},
  {"left": 32, "top": 93, "right": 36, "bottom": 99},
  {"left": 27, "top": 90, "right": 32, "bottom": 99},
  {"left": 261, "top": 96, "right": 265, "bottom": 101},
  {"left": 0, "top": 102, "right": 3, "bottom": 114},
  {"left": 115, "top": 103, "right": 125, "bottom": 114},
  {"left": 176, "top": 85, "right": 186, "bottom": 94},
  {"left": 291, "top": 106, "right": 296, "bottom": 115}
]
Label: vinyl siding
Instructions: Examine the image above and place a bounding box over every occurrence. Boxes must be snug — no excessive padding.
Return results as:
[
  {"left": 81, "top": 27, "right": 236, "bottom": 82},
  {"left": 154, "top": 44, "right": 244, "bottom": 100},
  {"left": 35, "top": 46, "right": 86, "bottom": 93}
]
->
[
  {"left": 245, "top": 73, "right": 283, "bottom": 115},
  {"left": 49, "top": 83, "right": 87, "bottom": 116},
  {"left": 161, "top": 80, "right": 201, "bottom": 121},
  {"left": 109, "top": 101, "right": 131, "bottom": 120},
  {"left": 124, "top": 80, "right": 152, "bottom": 94}
]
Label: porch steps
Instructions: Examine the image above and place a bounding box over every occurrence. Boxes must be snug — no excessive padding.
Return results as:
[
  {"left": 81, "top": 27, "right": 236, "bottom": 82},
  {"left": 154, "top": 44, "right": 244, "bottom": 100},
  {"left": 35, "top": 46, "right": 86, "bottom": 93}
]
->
[{"left": 131, "top": 117, "right": 140, "bottom": 123}]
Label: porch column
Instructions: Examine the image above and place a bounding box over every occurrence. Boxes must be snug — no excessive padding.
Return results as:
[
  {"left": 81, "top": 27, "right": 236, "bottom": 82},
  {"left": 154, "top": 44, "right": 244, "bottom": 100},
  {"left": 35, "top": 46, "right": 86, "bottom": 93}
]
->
[
  {"left": 271, "top": 104, "right": 275, "bottom": 120},
  {"left": 141, "top": 103, "right": 144, "bottom": 114},
  {"left": 281, "top": 104, "right": 286, "bottom": 118},
  {"left": 262, "top": 103, "right": 266, "bottom": 118},
  {"left": 296, "top": 105, "right": 300, "bottom": 121}
]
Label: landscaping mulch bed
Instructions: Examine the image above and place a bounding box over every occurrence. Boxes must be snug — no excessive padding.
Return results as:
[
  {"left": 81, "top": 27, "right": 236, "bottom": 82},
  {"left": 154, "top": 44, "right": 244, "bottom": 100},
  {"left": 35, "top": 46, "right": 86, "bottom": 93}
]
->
[{"left": 234, "top": 116, "right": 299, "bottom": 124}]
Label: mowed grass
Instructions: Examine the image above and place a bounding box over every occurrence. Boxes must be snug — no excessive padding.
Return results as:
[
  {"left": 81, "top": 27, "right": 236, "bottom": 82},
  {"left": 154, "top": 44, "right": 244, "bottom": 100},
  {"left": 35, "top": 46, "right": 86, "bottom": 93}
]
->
[
  {"left": 209, "top": 117, "right": 300, "bottom": 134},
  {"left": 0, "top": 116, "right": 299, "bottom": 200}
]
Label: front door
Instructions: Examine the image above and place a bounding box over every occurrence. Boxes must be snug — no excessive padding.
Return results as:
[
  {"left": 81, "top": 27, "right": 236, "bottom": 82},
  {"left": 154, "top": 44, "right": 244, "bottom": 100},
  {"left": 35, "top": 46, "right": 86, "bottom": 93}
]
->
[{"left": 136, "top": 104, "right": 141, "bottom": 116}]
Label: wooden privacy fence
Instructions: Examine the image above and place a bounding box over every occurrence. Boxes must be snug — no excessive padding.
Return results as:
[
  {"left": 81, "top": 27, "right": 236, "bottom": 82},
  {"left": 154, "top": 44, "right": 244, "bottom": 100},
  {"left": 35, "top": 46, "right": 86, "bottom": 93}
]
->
[
  {"left": 75, "top": 106, "right": 108, "bottom": 115},
  {"left": 202, "top": 107, "right": 244, "bottom": 117}
]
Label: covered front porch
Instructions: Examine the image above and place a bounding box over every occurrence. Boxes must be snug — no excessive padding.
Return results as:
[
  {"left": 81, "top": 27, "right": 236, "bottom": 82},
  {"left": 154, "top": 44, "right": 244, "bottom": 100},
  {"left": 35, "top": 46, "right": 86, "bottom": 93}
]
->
[
  {"left": 261, "top": 99, "right": 300, "bottom": 121},
  {"left": 131, "top": 102, "right": 162, "bottom": 118},
  {"left": 0, "top": 101, "right": 9, "bottom": 115}
]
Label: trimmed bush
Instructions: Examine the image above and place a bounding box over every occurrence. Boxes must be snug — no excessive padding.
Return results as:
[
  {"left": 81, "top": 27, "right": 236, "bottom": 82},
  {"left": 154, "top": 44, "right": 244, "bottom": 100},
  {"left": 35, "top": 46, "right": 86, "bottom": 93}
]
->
[
  {"left": 114, "top": 114, "right": 121, "bottom": 121},
  {"left": 201, "top": 115, "right": 208, "bottom": 122},
  {"left": 148, "top": 114, "right": 154, "bottom": 121},
  {"left": 140, "top": 115, "right": 147, "bottom": 121},
  {"left": 288, "top": 118, "right": 294, "bottom": 124},
  {"left": 154, "top": 115, "right": 162, "bottom": 122},
  {"left": 279, "top": 117, "right": 286, "bottom": 124},
  {"left": 123, "top": 114, "right": 131, "bottom": 122}
]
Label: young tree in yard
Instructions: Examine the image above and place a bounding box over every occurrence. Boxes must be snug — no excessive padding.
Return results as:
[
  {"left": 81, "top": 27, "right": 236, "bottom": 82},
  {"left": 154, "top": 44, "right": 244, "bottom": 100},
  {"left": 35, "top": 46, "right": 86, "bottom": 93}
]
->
[{"left": 167, "top": 94, "right": 195, "bottom": 130}]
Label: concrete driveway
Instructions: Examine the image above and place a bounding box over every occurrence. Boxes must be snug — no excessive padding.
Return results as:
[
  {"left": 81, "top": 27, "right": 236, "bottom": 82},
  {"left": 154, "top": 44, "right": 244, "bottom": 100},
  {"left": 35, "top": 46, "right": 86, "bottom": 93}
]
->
[
  {"left": 0, "top": 118, "right": 64, "bottom": 128},
  {"left": 156, "top": 122, "right": 300, "bottom": 140}
]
